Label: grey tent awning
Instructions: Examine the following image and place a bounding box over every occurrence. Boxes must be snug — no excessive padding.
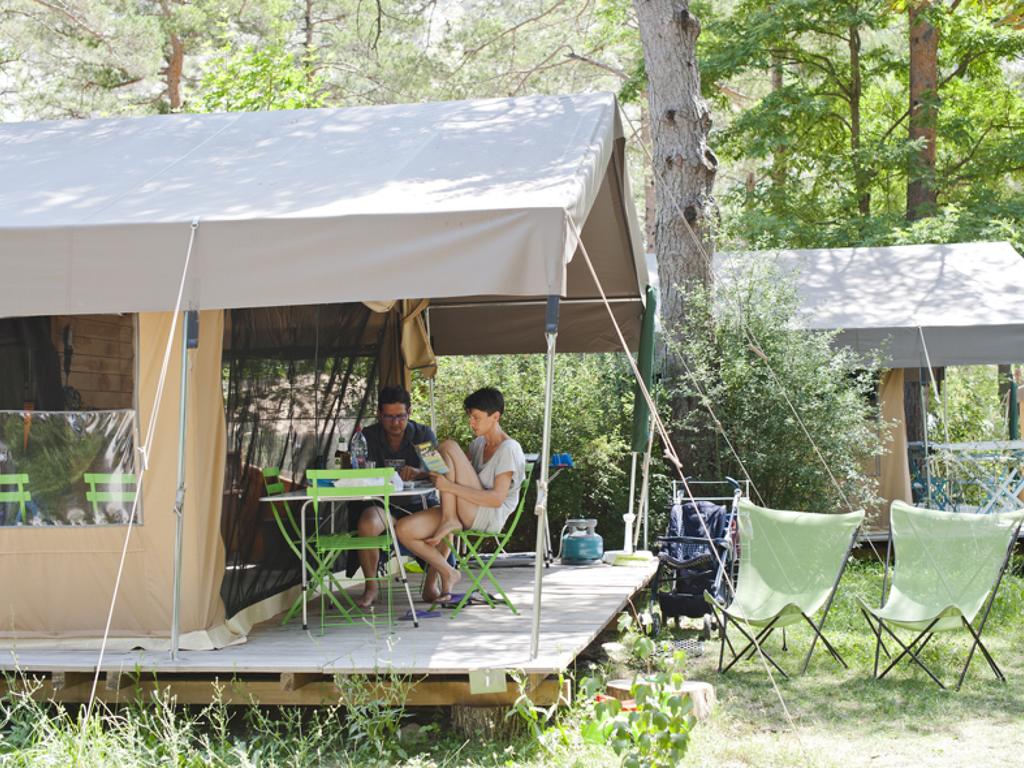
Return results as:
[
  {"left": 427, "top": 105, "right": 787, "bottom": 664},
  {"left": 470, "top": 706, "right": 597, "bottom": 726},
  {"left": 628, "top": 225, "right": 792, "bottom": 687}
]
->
[
  {"left": 717, "top": 241, "right": 1024, "bottom": 367},
  {"left": 0, "top": 93, "right": 646, "bottom": 353}
]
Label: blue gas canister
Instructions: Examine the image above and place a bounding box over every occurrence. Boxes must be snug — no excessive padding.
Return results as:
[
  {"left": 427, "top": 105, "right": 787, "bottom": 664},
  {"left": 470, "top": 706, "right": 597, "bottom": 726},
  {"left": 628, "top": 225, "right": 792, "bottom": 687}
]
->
[{"left": 560, "top": 519, "right": 604, "bottom": 564}]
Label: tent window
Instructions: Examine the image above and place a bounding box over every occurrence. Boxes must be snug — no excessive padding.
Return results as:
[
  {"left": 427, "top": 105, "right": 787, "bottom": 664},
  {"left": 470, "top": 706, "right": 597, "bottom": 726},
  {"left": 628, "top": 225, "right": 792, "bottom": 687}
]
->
[
  {"left": 0, "top": 315, "right": 138, "bottom": 527},
  {"left": 220, "top": 303, "right": 388, "bottom": 617}
]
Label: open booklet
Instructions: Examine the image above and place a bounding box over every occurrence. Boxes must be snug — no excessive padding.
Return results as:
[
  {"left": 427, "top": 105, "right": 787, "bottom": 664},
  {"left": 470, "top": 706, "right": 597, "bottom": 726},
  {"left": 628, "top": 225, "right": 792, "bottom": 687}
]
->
[{"left": 415, "top": 441, "right": 448, "bottom": 474}]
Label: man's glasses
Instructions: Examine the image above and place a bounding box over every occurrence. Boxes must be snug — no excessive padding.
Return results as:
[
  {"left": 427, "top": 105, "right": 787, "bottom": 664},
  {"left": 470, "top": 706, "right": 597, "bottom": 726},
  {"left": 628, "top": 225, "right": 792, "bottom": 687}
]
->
[{"left": 380, "top": 413, "right": 409, "bottom": 422}]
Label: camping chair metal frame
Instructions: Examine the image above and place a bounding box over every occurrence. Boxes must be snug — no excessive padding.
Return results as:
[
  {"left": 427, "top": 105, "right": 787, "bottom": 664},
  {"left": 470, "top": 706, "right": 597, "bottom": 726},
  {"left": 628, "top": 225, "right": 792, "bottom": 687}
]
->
[
  {"left": 445, "top": 455, "right": 538, "bottom": 618},
  {"left": 0, "top": 474, "right": 30, "bottom": 525},
  {"left": 305, "top": 468, "right": 418, "bottom": 634},
  {"left": 861, "top": 515, "right": 1023, "bottom": 691},
  {"left": 711, "top": 502, "right": 863, "bottom": 679}
]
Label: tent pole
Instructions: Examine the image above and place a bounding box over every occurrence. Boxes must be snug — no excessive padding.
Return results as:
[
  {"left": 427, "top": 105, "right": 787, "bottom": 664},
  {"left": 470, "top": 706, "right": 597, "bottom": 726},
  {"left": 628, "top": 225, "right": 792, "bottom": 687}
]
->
[
  {"left": 170, "top": 310, "right": 197, "bottom": 661},
  {"left": 530, "top": 296, "right": 559, "bottom": 660},
  {"left": 627, "top": 451, "right": 637, "bottom": 543},
  {"left": 425, "top": 307, "right": 437, "bottom": 434}
]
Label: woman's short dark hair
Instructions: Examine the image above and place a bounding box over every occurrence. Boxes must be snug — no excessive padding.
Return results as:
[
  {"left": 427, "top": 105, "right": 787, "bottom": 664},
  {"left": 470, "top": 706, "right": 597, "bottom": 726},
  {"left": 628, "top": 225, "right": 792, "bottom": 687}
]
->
[
  {"left": 463, "top": 387, "right": 504, "bottom": 416},
  {"left": 378, "top": 385, "right": 411, "bottom": 410}
]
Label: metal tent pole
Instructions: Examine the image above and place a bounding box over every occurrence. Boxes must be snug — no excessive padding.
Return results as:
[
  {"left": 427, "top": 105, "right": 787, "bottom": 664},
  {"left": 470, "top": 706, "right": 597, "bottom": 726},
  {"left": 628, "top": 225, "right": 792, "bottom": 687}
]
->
[
  {"left": 530, "top": 296, "right": 559, "bottom": 660},
  {"left": 426, "top": 307, "right": 437, "bottom": 434},
  {"left": 170, "top": 310, "right": 198, "bottom": 661},
  {"left": 627, "top": 451, "right": 637, "bottom": 540}
]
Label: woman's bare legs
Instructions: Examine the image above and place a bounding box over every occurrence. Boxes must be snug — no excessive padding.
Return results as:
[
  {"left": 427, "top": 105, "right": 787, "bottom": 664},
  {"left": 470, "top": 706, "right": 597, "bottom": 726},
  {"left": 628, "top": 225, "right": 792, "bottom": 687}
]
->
[
  {"left": 396, "top": 508, "right": 467, "bottom": 598},
  {"left": 425, "top": 440, "right": 483, "bottom": 546}
]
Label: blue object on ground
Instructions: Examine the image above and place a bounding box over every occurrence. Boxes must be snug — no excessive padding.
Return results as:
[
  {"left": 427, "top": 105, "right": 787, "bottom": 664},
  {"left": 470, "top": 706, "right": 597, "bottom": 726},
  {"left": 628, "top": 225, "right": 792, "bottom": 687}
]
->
[{"left": 400, "top": 609, "right": 440, "bottom": 621}]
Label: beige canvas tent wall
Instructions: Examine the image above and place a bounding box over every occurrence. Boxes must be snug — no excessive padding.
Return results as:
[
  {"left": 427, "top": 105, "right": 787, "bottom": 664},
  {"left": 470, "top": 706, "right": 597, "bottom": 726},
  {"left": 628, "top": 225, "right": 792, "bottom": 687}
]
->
[{"left": 0, "top": 93, "right": 646, "bottom": 647}]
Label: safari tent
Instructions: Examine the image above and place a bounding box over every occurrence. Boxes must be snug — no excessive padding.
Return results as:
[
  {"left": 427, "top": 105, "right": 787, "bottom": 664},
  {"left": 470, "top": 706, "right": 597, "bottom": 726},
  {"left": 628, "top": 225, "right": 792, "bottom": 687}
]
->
[{"left": 0, "top": 93, "right": 647, "bottom": 652}]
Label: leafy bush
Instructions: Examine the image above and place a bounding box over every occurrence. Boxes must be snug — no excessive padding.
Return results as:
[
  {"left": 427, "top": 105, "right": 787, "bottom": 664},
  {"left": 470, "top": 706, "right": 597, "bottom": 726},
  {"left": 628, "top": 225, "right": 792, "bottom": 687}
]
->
[{"left": 670, "top": 256, "right": 884, "bottom": 515}]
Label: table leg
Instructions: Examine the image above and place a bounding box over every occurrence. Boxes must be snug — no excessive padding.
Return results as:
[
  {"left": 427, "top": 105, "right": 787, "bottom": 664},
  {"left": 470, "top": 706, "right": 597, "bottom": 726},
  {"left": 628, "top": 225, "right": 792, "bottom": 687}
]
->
[
  {"left": 301, "top": 499, "right": 312, "bottom": 630},
  {"left": 380, "top": 504, "right": 419, "bottom": 628}
]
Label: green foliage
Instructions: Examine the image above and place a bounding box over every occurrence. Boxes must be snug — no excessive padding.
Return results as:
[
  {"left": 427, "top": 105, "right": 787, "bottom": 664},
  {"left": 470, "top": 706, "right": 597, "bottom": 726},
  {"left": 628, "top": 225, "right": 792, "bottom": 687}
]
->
[
  {"left": 673, "top": 256, "right": 884, "bottom": 515},
  {"left": 580, "top": 651, "right": 694, "bottom": 768},
  {"left": 411, "top": 353, "right": 644, "bottom": 550},
  {"left": 697, "top": 1, "right": 1024, "bottom": 251},
  {"left": 193, "top": 42, "right": 324, "bottom": 113},
  {"left": 334, "top": 673, "right": 412, "bottom": 763}
]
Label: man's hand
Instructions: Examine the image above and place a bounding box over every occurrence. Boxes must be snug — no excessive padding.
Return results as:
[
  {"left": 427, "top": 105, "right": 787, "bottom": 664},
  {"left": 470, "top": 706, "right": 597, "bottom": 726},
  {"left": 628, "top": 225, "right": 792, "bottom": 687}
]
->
[{"left": 398, "top": 465, "right": 419, "bottom": 481}]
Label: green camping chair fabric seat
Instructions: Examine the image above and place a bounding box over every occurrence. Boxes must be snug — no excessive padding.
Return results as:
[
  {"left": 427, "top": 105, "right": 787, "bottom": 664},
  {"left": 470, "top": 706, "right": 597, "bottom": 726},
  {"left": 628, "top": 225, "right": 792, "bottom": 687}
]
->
[
  {"left": 707, "top": 499, "right": 864, "bottom": 677},
  {"left": 860, "top": 500, "right": 1023, "bottom": 689}
]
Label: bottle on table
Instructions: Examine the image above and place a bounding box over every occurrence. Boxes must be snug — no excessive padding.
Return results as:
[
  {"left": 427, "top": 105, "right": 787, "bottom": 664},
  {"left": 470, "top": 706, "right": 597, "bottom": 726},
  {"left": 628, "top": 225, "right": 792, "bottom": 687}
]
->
[{"left": 349, "top": 425, "right": 368, "bottom": 469}]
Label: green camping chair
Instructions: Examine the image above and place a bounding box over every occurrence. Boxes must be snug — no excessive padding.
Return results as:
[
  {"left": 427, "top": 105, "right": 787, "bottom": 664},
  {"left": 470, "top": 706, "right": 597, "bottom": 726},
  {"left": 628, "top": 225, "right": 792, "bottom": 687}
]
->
[
  {"left": 707, "top": 498, "right": 864, "bottom": 677},
  {"left": 84, "top": 473, "right": 136, "bottom": 522},
  {"left": 860, "top": 500, "right": 1024, "bottom": 690},
  {"left": 305, "top": 468, "right": 418, "bottom": 633},
  {"left": 0, "top": 474, "right": 31, "bottom": 525},
  {"left": 444, "top": 454, "right": 538, "bottom": 618}
]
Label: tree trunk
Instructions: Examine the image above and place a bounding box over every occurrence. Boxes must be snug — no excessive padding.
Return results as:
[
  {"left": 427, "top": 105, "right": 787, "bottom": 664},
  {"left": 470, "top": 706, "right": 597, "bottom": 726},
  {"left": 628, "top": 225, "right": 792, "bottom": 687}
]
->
[
  {"left": 641, "top": 106, "right": 656, "bottom": 251},
  {"left": 907, "top": 2, "right": 938, "bottom": 220},
  {"left": 849, "top": 25, "right": 870, "bottom": 216},
  {"left": 634, "top": 0, "right": 717, "bottom": 430},
  {"left": 159, "top": 1, "right": 183, "bottom": 111}
]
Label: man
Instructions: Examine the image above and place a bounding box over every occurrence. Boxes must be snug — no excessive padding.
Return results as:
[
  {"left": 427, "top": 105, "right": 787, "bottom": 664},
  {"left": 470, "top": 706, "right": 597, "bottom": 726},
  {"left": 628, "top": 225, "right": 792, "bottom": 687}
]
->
[{"left": 352, "top": 385, "right": 438, "bottom": 608}]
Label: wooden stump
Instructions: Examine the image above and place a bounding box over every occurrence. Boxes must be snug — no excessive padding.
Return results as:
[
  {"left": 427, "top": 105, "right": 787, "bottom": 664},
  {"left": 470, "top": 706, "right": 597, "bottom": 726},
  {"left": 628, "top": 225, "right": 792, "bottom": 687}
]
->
[{"left": 605, "top": 679, "right": 716, "bottom": 721}]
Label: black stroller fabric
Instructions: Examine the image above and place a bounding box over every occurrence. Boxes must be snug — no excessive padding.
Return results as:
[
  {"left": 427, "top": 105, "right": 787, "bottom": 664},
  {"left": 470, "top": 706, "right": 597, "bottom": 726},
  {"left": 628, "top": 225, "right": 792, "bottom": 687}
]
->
[{"left": 652, "top": 499, "right": 733, "bottom": 627}]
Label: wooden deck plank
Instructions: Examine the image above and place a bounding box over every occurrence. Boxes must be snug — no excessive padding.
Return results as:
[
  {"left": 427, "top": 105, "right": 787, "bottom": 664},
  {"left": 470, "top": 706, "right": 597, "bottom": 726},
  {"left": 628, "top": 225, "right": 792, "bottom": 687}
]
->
[{"left": 1, "top": 562, "right": 656, "bottom": 682}]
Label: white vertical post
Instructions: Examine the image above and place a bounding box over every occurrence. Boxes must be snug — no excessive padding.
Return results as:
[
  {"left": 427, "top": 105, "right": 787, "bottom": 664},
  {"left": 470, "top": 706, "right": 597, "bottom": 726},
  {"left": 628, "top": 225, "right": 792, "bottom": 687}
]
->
[
  {"left": 626, "top": 452, "right": 637, "bottom": 546},
  {"left": 530, "top": 296, "right": 559, "bottom": 660},
  {"left": 170, "top": 309, "right": 197, "bottom": 660}
]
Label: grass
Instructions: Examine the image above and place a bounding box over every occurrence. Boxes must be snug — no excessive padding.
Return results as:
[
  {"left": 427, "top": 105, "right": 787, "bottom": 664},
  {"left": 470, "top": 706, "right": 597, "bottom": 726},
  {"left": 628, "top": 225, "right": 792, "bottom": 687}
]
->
[
  {"left": 1, "top": 559, "right": 1021, "bottom": 767},
  {"left": 683, "top": 558, "right": 1024, "bottom": 768}
]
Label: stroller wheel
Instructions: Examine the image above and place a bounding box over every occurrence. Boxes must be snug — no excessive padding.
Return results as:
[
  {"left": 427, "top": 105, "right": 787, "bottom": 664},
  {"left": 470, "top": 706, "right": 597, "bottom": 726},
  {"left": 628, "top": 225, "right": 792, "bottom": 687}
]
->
[{"left": 700, "top": 615, "right": 713, "bottom": 640}]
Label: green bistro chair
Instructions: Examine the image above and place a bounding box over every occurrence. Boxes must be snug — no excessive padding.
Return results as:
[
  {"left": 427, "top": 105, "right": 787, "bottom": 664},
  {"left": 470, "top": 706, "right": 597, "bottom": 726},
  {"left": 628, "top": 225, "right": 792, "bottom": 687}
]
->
[
  {"left": 445, "top": 454, "right": 538, "bottom": 619},
  {"left": 707, "top": 498, "right": 864, "bottom": 678},
  {"left": 84, "top": 473, "right": 137, "bottom": 522},
  {"left": 0, "top": 474, "right": 31, "bottom": 525},
  {"left": 860, "top": 500, "right": 1024, "bottom": 690},
  {"left": 262, "top": 467, "right": 307, "bottom": 626},
  {"left": 305, "top": 468, "right": 418, "bottom": 633}
]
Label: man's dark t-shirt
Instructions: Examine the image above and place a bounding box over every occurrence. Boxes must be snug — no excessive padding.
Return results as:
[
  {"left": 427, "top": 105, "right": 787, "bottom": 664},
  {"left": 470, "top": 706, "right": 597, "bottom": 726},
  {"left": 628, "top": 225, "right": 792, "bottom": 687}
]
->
[{"left": 362, "top": 420, "right": 437, "bottom": 472}]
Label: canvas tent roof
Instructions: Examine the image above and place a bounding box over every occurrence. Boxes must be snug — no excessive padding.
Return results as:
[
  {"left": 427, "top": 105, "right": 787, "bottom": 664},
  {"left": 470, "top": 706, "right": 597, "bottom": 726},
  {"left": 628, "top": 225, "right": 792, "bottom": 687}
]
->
[
  {"left": 717, "top": 241, "right": 1024, "bottom": 367},
  {"left": 0, "top": 93, "right": 645, "bottom": 354}
]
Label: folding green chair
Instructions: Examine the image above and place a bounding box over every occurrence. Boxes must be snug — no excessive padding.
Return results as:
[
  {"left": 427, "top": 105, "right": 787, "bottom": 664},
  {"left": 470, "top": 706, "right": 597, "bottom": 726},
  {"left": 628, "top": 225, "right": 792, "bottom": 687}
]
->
[
  {"left": 262, "top": 467, "right": 307, "bottom": 625},
  {"left": 84, "top": 473, "right": 137, "bottom": 522},
  {"left": 860, "top": 500, "right": 1024, "bottom": 690},
  {"left": 707, "top": 498, "right": 864, "bottom": 677},
  {"left": 0, "top": 474, "right": 31, "bottom": 525},
  {"left": 305, "top": 468, "right": 418, "bottom": 633},
  {"left": 445, "top": 455, "right": 538, "bottom": 618}
]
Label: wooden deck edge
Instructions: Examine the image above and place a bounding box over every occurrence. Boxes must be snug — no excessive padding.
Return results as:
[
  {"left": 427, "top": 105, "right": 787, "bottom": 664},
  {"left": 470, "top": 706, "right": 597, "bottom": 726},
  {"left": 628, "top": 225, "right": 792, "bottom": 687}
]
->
[{"left": 0, "top": 672, "right": 571, "bottom": 707}]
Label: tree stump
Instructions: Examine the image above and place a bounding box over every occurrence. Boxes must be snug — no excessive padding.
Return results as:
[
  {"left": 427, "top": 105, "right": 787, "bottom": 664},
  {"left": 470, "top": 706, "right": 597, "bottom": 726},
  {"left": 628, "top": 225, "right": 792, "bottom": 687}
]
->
[{"left": 606, "top": 678, "right": 716, "bottom": 721}]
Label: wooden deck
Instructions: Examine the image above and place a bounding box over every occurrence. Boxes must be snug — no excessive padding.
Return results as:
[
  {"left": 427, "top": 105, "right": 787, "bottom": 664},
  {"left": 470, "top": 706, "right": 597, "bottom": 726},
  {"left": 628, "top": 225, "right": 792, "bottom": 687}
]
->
[{"left": 1, "top": 560, "right": 657, "bottom": 706}]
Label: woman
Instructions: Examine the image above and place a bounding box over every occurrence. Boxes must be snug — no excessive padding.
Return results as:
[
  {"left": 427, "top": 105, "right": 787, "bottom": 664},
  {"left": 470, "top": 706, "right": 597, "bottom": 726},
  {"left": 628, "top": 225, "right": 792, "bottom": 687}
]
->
[{"left": 395, "top": 387, "right": 526, "bottom": 603}]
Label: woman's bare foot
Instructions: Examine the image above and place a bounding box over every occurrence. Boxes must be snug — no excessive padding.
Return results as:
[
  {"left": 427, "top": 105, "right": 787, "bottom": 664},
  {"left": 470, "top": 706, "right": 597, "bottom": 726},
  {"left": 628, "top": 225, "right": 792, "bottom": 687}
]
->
[
  {"left": 355, "top": 585, "right": 378, "bottom": 609},
  {"left": 425, "top": 518, "right": 460, "bottom": 547},
  {"left": 438, "top": 565, "right": 462, "bottom": 598}
]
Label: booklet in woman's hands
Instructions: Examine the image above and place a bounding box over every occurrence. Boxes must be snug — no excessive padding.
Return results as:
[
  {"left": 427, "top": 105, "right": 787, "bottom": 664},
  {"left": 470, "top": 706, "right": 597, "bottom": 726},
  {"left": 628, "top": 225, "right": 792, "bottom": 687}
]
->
[{"left": 415, "top": 442, "right": 448, "bottom": 474}]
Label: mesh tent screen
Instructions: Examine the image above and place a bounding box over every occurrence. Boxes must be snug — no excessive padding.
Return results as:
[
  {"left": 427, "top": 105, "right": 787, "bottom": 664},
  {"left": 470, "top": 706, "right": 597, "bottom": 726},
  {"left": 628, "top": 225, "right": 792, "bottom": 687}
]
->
[{"left": 220, "top": 303, "right": 391, "bottom": 617}]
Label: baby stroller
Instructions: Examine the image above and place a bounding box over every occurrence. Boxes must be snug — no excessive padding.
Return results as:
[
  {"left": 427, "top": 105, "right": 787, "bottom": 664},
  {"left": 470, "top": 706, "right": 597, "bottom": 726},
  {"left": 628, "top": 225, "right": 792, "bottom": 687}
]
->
[{"left": 648, "top": 478, "right": 742, "bottom": 638}]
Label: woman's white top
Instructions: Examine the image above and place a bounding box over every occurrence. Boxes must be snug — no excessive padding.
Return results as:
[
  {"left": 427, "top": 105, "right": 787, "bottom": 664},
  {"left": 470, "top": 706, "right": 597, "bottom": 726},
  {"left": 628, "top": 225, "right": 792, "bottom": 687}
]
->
[{"left": 468, "top": 436, "right": 526, "bottom": 521}]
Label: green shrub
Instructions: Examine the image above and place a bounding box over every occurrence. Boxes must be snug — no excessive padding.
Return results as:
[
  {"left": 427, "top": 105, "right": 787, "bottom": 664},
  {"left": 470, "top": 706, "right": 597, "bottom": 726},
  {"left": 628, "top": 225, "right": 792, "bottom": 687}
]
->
[{"left": 670, "top": 256, "right": 884, "bottom": 515}]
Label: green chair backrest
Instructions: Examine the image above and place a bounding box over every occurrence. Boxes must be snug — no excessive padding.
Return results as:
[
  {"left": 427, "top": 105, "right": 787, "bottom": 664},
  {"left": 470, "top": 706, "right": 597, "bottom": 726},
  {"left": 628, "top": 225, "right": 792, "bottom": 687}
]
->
[
  {"left": 731, "top": 498, "right": 864, "bottom": 624},
  {"left": 263, "top": 467, "right": 286, "bottom": 497},
  {"left": 0, "top": 473, "right": 31, "bottom": 524},
  {"left": 493, "top": 454, "right": 537, "bottom": 539},
  {"left": 84, "top": 473, "right": 137, "bottom": 520},
  {"left": 305, "top": 468, "right": 397, "bottom": 500},
  {"left": 886, "top": 500, "right": 1023, "bottom": 627}
]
